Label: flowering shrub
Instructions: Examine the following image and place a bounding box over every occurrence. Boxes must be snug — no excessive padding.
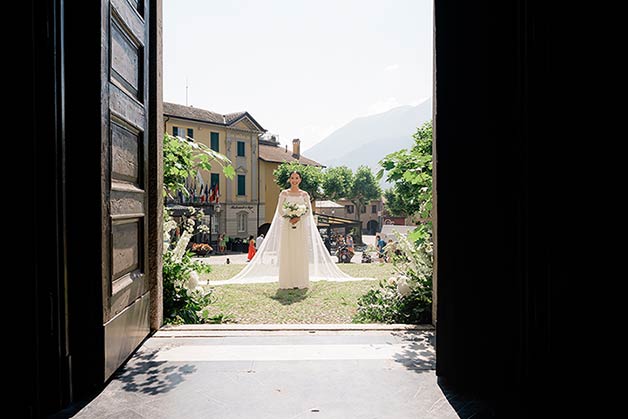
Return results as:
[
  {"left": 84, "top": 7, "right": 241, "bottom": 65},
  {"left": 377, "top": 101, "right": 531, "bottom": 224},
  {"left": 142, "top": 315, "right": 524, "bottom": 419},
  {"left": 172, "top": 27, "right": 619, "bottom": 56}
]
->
[
  {"left": 162, "top": 132, "right": 234, "bottom": 324},
  {"left": 163, "top": 251, "right": 213, "bottom": 324},
  {"left": 353, "top": 229, "right": 433, "bottom": 324},
  {"left": 163, "top": 207, "right": 214, "bottom": 324}
]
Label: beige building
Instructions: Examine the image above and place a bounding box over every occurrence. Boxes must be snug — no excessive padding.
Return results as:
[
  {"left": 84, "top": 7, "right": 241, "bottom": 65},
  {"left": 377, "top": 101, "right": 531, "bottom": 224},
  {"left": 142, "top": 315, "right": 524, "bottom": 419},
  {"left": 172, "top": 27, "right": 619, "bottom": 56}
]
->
[
  {"left": 336, "top": 198, "right": 384, "bottom": 235},
  {"left": 315, "top": 200, "right": 346, "bottom": 218},
  {"left": 164, "top": 102, "right": 323, "bottom": 241}
]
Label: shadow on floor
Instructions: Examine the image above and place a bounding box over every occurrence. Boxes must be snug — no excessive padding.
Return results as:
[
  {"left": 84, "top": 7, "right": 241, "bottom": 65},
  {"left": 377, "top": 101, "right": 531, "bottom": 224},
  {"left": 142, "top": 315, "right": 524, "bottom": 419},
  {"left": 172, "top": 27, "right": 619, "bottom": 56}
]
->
[
  {"left": 114, "top": 349, "right": 198, "bottom": 395},
  {"left": 389, "top": 330, "right": 436, "bottom": 370}
]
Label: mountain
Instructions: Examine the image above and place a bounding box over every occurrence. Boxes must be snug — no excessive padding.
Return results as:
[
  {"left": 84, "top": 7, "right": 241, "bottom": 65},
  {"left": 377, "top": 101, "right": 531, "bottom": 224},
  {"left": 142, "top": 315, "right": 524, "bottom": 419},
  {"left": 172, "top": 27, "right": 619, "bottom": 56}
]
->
[{"left": 303, "top": 97, "right": 432, "bottom": 187}]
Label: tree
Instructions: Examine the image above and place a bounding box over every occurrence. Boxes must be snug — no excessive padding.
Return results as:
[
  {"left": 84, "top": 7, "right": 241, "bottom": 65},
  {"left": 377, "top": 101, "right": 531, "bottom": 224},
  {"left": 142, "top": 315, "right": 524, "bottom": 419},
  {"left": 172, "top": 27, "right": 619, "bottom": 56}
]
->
[
  {"left": 382, "top": 188, "right": 407, "bottom": 216},
  {"left": 273, "top": 162, "right": 324, "bottom": 200},
  {"left": 378, "top": 120, "right": 432, "bottom": 220},
  {"left": 378, "top": 120, "right": 432, "bottom": 242},
  {"left": 349, "top": 166, "right": 381, "bottom": 221},
  {"left": 322, "top": 166, "right": 353, "bottom": 200}
]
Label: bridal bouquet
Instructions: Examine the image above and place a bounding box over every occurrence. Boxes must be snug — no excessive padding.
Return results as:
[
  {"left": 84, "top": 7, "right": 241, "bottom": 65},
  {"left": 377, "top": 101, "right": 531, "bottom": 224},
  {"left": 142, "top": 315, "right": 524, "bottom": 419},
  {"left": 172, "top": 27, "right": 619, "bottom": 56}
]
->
[{"left": 282, "top": 201, "right": 308, "bottom": 229}]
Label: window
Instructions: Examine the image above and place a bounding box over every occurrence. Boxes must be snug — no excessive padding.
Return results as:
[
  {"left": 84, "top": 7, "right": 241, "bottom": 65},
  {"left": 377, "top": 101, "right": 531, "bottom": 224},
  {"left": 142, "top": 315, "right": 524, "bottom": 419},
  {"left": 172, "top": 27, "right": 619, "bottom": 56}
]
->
[
  {"left": 210, "top": 173, "right": 219, "bottom": 188},
  {"left": 372, "top": 204, "right": 377, "bottom": 214},
  {"left": 346, "top": 205, "right": 354, "bottom": 214},
  {"left": 237, "top": 175, "right": 246, "bottom": 196},
  {"left": 187, "top": 128, "right": 194, "bottom": 139},
  {"left": 237, "top": 141, "right": 245, "bottom": 156},
  {"left": 210, "top": 132, "right": 219, "bottom": 152},
  {"left": 237, "top": 212, "right": 247, "bottom": 233},
  {"left": 172, "top": 126, "right": 180, "bottom": 136},
  {"left": 361, "top": 205, "right": 366, "bottom": 214}
]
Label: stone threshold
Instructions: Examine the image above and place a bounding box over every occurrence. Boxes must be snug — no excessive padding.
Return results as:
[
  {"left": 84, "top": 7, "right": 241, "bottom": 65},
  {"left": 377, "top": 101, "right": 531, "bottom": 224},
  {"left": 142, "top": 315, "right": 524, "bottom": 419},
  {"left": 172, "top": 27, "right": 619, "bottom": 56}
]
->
[{"left": 152, "top": 324, "right": 435, "bottom": 338}]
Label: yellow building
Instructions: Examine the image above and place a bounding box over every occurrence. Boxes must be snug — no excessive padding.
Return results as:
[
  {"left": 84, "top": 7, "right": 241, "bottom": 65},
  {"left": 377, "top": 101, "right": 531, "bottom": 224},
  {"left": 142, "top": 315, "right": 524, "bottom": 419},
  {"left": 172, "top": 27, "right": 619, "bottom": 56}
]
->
[
  {"left": 164, "top": 102, "right": 323, "bottom": 241},
  {"left": 164, "top": 102, "right": 265, "bottom": 241}
]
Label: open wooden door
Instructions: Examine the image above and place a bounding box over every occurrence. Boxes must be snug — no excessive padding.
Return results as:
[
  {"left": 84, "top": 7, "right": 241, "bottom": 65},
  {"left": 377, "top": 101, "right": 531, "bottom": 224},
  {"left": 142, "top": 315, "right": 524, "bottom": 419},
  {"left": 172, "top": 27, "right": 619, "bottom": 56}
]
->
[
  {"left": 61, "top": 0, "right": 161, "bottom": 400},
  {"left": 100, "top": 0, "right": 153, "bottom": 380}
]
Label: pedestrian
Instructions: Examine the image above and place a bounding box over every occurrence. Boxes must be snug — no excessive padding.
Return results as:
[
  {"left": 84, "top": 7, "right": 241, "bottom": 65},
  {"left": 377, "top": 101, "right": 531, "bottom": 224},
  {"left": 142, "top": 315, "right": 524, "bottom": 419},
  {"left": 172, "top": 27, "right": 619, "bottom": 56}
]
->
[
  {"left": 247, "top": 235, "right": 256, "bottom": 262},
  {"left": 218, "top": 233, "right": 226, "bottom": 254},
  {"left": 376, "top": 234, "right": 386, "bottom": 262}
]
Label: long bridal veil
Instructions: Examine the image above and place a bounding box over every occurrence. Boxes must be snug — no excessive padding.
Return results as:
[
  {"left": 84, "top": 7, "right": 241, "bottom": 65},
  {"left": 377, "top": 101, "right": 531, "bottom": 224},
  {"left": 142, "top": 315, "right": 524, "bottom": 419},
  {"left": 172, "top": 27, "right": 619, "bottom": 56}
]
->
[{"left": 212, "top": 193, "right": 361, "bottom": 285}]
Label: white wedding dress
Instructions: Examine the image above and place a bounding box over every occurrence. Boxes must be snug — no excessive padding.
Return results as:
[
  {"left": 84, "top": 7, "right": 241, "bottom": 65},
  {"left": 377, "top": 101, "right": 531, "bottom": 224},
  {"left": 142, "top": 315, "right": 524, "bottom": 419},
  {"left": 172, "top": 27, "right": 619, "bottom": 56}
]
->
[
  {"left": 278, "top": 192, "right": 310, "bottom": 289},
  {"left": 208, "top": 189, "right": 365, "bottom": 286}
]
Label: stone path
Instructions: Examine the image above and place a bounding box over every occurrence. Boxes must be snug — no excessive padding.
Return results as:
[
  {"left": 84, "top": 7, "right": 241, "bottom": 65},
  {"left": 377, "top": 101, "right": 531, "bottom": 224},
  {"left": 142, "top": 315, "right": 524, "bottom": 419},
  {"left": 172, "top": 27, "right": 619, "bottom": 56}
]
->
[{"left": 71, "top": 326, "right": 491, "bottom": 418}]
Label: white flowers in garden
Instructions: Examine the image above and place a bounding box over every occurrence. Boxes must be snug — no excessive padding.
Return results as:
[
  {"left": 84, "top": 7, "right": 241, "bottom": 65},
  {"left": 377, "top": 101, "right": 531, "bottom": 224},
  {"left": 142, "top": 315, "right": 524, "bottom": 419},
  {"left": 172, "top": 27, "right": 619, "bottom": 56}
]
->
[{"left": 386, "top": 230, "right": 433, "bottom": 297}]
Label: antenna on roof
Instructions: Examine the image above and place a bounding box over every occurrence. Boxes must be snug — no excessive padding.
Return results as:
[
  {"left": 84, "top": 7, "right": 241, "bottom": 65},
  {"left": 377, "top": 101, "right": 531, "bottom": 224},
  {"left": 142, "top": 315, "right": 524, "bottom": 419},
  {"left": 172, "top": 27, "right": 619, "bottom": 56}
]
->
[{"left": 185, "top": 77, "right": 189, "bottom": 106}]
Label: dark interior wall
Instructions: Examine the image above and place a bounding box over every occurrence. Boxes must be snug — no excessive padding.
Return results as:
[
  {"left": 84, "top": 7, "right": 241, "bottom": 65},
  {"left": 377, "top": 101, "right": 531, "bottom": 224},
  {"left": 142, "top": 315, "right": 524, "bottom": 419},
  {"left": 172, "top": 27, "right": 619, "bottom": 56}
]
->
[
  {"left": 26, "top": 0, "right": 71, "bottom": 416},
  {"left": 434, "top": 0, "right": 580, "bottom": 415},
  {"left": 434, "top": 0, "right": 528, "bottom": 385}
]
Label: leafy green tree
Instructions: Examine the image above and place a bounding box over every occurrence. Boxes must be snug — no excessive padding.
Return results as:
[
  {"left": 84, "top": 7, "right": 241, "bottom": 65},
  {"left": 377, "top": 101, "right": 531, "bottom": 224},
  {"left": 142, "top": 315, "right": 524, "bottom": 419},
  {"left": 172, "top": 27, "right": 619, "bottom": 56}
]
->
[
  {"left": 273, "top": 162, "right": 324, "bottom": 199},
  {"left": 378, "top": 120, "right": 432, "bottom": 219},
  {"left": 378, "top": 120, "right": 432, "bottom": 241},
  {"left": 322, "top": 166, "right": 353, "bottom": 200},
  {"left": 349, "top": 166, "right": 381, "bottom": 221},
  {"left": 382, "top": 188, "right": 406, "bottom": 216}
]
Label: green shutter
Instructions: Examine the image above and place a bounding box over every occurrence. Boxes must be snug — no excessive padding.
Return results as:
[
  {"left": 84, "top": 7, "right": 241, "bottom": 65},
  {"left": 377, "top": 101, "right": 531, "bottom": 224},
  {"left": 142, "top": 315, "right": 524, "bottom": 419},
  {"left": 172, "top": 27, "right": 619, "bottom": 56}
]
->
[
  {"left": 210, "top": 132, "right": 219, "bottom": 152},
  {"left": 211, "top": 173, "right": 219, "bottom": 188},
  {"left": 237, "top": 175, "right": 245, "bottom": 195},
  {"left": 237, "top": 141, "right": 245, "bottom": 156}
]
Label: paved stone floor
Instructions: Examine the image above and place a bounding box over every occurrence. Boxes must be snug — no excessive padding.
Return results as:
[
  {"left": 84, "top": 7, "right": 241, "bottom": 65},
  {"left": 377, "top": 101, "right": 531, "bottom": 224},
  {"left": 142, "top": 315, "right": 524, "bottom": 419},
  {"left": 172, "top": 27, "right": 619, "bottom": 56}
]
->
[{"left": 66, "top": 327, "right": 494, "bottom": 418}]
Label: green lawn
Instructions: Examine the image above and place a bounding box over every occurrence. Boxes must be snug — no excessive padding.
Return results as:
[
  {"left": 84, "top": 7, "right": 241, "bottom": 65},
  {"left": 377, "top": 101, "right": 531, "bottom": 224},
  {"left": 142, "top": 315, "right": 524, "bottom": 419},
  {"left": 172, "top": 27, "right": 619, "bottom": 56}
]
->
[{"left": 200, "top": 263, "right": 395, "bottom": 324}]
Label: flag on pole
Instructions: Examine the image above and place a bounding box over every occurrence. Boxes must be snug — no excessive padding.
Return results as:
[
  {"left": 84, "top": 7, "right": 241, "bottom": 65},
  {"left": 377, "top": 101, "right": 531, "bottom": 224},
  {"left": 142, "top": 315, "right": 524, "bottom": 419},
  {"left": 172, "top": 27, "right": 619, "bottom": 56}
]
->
[{"left": 214, "top": 184, "right": 220, "bottom": 203}]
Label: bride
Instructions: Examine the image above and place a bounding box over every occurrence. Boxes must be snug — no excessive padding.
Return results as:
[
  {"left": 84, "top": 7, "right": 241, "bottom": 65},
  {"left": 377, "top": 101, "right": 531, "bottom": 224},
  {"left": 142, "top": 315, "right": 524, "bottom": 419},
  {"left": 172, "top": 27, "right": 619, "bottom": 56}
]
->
[{"left": 218, "top": 170, "right": 356, "bottom": 287}]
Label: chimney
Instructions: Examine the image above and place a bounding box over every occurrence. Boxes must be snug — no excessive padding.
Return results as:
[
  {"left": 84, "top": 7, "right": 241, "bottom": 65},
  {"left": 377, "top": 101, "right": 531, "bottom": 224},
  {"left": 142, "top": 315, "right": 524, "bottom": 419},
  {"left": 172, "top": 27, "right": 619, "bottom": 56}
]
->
[{"left": 292, "top": 138, "right": 301, "bottom": 159}]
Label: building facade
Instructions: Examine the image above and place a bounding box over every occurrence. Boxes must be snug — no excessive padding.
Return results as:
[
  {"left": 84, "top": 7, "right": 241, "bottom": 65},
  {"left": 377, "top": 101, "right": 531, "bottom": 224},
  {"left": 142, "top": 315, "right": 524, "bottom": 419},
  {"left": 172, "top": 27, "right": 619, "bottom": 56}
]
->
[
  {"left": 164, "top": 102, "right": 265, "bottom": 242},
  {"left": 336, "top": 198, "right": 385, "bottom": 235},
  {"left": 164, "top": 103, "right": 323, "bottom": 242}
]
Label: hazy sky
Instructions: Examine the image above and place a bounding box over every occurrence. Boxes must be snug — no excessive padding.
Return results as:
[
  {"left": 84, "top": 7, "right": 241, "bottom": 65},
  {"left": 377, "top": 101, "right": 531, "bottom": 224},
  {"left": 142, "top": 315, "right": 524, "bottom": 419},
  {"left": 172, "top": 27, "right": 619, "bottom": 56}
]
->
[{"left": 163, "top": 0, "right": 433, "bottom": 152}]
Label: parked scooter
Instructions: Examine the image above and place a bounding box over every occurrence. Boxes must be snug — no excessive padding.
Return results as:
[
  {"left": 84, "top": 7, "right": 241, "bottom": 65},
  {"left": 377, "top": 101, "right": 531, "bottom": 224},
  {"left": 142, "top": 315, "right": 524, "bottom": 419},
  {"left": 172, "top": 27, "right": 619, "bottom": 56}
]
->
[{"left": 336, "top": 245, "right": 354, "bottom": 263}]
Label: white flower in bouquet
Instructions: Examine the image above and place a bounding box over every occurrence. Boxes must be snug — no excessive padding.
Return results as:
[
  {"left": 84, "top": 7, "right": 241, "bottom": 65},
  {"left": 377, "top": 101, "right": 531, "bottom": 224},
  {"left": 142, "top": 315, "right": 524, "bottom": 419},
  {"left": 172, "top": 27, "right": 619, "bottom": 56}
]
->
[{"left": 282, "top": 201, "right": 308, "bottom": 229}]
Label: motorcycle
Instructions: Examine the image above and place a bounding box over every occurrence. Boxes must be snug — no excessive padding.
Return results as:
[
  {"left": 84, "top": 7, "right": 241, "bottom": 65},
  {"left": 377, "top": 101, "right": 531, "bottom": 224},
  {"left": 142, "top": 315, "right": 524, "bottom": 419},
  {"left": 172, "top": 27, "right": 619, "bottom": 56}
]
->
[{"left": 336, "top": 245, "right": 354, "bottom": 263}]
